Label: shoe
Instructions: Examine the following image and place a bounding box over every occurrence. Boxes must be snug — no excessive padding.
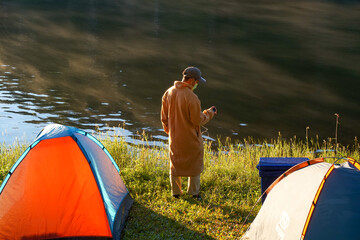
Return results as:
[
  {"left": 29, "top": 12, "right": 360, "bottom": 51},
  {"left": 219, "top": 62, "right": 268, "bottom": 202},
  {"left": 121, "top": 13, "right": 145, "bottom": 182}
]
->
[
  {"left": 192, "top": 195, "right": 202, "bottom": 201},
  {"left": 173, "top": 194, "right": 180, "bottom": 199}
]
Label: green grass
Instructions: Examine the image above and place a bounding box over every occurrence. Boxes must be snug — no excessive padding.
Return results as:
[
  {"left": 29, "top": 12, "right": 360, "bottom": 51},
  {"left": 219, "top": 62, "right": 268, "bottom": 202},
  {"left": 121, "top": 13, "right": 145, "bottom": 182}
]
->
[
  {"left": 0, "top": 141, "right": 28, "bottom": 182},
  {"left": 1, "top": 131, "right": 359, "bottom": 239}
]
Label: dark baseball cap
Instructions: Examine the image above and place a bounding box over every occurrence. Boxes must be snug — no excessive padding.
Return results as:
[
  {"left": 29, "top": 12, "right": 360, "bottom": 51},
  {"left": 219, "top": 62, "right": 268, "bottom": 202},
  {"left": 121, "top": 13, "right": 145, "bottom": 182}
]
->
[{"left": 182, "top": 66, "right": 206, "bottom": 83}]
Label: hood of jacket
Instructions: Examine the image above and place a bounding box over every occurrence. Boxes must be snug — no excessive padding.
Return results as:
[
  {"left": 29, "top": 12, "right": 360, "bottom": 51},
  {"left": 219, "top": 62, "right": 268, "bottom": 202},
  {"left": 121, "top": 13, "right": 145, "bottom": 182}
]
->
[{"left": 174, "top": 81, "right": 193, "bottom": 90}]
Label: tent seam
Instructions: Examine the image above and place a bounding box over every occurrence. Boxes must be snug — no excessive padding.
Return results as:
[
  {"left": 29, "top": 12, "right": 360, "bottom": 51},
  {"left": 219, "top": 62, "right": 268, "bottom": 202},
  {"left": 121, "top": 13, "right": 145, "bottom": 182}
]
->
[
  {"left": 300, "top": 164, "right": 336, "bottom": 240},
  {"left": 72, "top": 134, "right": 114, "bottom": 235}
]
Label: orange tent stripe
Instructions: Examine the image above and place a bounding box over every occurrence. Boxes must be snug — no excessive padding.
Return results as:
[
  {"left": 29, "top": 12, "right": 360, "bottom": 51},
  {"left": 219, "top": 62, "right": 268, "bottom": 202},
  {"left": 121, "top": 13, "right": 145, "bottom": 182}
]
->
[
  {"left": 313, "top": 179, "right": 325, "bottom": 204},
  {"left": 348, "top": 157, "right": 360, "bottom": 171},
  {"left": 265, "top": 158, "right": 324, "bottom": 195},
  {"left": 303, "top": 204, "right": 315, "bottom": 233},
  {"left": 300, "top": 163, "right": 335, "bottom": 239},
  {"left": 0, "top": 137, "right": 112, "bottom": 239},
  {"left": 324, "top": 165, "right": 335, "bottom": 179}
]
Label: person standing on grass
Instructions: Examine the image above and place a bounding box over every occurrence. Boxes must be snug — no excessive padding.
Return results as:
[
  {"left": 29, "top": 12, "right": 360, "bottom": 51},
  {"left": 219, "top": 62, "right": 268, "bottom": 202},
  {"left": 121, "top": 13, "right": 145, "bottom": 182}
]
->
[{"left": 161, "top": 66, "right": 217, "bottom": 200}]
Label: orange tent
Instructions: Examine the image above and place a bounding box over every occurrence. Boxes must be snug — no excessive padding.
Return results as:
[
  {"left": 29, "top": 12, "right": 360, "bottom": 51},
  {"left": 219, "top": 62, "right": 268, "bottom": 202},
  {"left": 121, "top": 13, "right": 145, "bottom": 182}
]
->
[{"left": 0, "top": 124, "right": 133, "bottom": 240}]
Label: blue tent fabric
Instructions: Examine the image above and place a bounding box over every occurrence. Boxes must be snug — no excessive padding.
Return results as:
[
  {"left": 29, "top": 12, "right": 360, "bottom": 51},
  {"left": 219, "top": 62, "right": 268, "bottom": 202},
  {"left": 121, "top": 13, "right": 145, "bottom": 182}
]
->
[
  {"left": 75, "top": 132, "right": 129, "bottom": 234},
  {"left": 35, "top": 124, "right": 77, "bottom": 141},
  {"left": 304, "top": 162, "right": 360, "bottom": 239}
]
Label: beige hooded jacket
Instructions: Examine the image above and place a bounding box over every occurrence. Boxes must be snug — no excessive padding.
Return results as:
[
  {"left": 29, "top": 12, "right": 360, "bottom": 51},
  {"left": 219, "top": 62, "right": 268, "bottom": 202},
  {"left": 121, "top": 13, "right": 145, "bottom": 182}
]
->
[{"left": 161, "top": 81, "right": 215, "bottom": 176}]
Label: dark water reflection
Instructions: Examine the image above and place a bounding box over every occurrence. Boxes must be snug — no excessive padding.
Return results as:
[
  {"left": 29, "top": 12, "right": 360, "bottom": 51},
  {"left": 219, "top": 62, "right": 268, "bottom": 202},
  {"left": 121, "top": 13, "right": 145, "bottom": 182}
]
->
[{"left": 0, "top": 0, "right": 359, "bottom": 145}]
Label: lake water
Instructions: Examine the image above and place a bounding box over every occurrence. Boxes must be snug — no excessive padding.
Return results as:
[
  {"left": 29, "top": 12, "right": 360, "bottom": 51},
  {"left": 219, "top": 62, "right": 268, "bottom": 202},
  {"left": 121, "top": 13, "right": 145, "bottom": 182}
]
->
[{"left": 0, "top": 0, "right": 359, "bottom": 145}]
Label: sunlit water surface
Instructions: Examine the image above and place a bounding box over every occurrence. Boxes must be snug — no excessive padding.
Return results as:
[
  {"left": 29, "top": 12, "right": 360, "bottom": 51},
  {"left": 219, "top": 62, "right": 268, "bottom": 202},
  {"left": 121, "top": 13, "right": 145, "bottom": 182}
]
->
[{"left": 0, "top": 0, "right": 359, "bottom": 146}]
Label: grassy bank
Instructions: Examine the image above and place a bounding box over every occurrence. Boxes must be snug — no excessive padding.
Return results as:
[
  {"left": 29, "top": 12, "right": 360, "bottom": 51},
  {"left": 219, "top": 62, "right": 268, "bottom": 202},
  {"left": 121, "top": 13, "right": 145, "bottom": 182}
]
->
[{"left": 1, "top": 132, "right": 359, "bottom": 239}]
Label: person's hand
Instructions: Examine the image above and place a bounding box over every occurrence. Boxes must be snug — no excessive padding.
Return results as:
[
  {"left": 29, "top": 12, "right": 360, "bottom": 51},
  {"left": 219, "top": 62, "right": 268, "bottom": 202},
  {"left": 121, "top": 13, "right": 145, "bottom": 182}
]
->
[{"left": 211, "top": 106, "right": 217, "bottom": 115}]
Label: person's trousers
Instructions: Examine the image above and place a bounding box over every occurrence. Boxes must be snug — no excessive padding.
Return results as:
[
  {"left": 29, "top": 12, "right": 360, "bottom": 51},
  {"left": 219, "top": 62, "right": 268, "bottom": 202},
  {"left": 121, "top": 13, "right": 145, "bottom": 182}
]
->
[{"left": 170, "top": 174, "right": 200, "bottom": 196}]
